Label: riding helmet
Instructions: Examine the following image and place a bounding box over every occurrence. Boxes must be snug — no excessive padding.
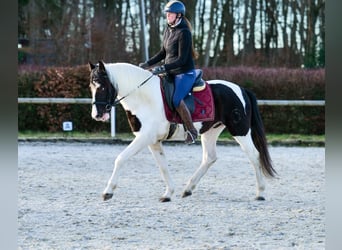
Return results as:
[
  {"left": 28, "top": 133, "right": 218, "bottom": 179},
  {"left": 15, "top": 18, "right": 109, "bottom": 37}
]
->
[{"left": 164, "top": 0, "right": 186, "bottom": 16}]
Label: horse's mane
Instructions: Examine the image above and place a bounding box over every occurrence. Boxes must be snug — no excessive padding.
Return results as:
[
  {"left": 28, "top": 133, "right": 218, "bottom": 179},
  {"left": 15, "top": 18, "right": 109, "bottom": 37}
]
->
[
  {"left": 103, "top": 62, "right": 157, "bottom": 100},
  {"left": 105, "top": 63, "right": 152, "bottom": 83}
]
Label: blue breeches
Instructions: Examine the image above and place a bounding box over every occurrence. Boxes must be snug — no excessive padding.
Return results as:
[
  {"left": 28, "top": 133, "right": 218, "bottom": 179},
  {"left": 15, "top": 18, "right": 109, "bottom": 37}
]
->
[{"left": 172, "top": 69, "right": 196, "bottom": 108}]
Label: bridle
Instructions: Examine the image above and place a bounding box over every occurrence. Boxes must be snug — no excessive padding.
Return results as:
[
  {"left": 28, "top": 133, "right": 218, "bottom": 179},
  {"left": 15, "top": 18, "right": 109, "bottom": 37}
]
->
[
  {"left": 92, "top": 68, "right": 154, "bottom": 111},
  {"left": 92, "top": 73, "right": 117, "bottom": 112}
]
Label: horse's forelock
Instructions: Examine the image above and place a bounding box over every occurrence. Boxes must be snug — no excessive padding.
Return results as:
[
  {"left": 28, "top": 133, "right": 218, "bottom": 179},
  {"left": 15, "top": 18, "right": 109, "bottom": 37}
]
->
[{"left": 91, "top": 65, "right": 109, "bottom": 83}]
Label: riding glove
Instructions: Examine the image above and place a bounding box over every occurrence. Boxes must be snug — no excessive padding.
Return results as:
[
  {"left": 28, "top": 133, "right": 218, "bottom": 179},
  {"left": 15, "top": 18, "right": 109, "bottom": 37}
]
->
[{"left": 152, "top": 65, "right": 166, "bottom": 75}]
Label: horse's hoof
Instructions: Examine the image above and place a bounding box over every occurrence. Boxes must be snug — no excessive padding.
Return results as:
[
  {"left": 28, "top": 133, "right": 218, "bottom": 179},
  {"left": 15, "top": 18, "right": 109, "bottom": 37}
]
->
[
  {"left": 182, "top": 191, "right": 192, "bottom": 198},
  {"left": 159, "top": 197, "right": 171, "bottom": 202},
  {"left": 102, "top": 193, "right": 113, "bottom": 201},
  {"left": 255, "top": 196, "right": 265, "bottom": 201}
]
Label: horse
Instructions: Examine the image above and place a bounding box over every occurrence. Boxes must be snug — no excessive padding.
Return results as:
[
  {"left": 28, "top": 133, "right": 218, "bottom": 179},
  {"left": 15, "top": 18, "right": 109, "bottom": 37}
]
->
[{"left": 88, "top": 61, "right": 277, "bottom": 202}]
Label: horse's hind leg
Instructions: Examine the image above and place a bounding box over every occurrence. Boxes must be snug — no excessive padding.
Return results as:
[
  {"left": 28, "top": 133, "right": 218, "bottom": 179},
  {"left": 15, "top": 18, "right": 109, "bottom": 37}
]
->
[
  {"left": 148, "top": 142, "right": 175, "bottom": 202},
  {"left": 182, "top": 124, "right": 225, "bottom": 197},
  {"left": 234, "top": 130, "right": 266, "bottom": 200}
]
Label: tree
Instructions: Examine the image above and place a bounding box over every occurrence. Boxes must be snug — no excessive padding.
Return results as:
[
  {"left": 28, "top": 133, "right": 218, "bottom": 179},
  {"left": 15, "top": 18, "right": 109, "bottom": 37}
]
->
[{"left": 18, "top": 0, "right": 325, "bottom": 68}]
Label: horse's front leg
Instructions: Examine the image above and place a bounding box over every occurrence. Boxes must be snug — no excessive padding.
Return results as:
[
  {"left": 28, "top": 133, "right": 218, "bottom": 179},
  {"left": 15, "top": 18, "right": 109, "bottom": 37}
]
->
[
  {"left": 102, "top": 136, "right": 148, "bottom": 201},
  {"left": 148, "top": 142, "right": 175, "bottom": 202}
]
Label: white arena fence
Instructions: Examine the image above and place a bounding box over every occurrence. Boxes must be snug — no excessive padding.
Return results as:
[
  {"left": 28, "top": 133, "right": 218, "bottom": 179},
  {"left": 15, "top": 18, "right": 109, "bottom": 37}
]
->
[{"left": 18, "top": 98, "right": 325, "bottom": 137}]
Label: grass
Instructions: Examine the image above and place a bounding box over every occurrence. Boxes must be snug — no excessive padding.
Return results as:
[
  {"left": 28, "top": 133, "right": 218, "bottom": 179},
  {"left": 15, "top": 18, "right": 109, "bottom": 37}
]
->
[
  {"left": 18, "top": 131, "right": 115, "bottom": 139},
  {"left": 18, "top": 130, "right": 325, "bottom": 146}
]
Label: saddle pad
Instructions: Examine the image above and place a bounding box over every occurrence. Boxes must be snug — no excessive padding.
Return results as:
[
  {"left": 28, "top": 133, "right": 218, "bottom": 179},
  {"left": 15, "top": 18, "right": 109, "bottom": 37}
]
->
[{"left": 161, "top": 81, "right": 215, "bottom": 124}]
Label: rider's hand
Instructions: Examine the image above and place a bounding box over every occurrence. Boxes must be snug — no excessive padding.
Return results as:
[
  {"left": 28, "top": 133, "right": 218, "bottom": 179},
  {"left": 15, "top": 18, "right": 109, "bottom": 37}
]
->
[
  {"left": 151, "top": 65, "right": 166, "bottom": 75},
  {"left": 139, "top": 62, "right": 149, "bottom": 69}
]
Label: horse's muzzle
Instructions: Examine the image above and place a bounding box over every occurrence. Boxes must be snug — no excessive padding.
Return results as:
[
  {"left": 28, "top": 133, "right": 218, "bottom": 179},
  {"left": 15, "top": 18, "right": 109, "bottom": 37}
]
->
[{"left": 96, "top": 113, "right": 110, "bottom": 122}]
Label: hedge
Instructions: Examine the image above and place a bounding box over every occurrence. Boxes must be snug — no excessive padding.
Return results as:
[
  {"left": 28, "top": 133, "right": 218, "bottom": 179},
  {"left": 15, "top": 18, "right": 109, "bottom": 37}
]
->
[{"left": 18, "top": 65, "right": 325, "bottom": 134}]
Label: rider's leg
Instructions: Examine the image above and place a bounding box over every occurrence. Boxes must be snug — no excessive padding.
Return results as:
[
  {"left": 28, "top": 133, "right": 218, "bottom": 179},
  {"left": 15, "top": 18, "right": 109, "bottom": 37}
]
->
[
  {"left": 173, "top": 70, "right": 197, "bottom": 144},
  {"left": 175, "top": 100, "right": 198, "bottom": 144}
]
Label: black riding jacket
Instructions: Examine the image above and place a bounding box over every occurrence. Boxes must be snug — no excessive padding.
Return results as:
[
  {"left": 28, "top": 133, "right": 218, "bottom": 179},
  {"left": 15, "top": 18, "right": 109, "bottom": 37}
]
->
[{"left": 146, "top": 18, "right": 195, "bottom": 75}]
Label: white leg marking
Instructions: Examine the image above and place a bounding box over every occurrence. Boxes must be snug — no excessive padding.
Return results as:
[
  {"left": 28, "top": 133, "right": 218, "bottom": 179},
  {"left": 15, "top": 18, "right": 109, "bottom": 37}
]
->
[
  {"left": 148, "top": 142, "right": 175, "bottom": 200},
  {"left": 234, "top": 130, "right": 266, "bottom": 199},
  {"left": 102, "top": 134, "right": 152, "bottom": 198},
  {"left": 183, "top": 125, "right": 225, "bottom": 196}
]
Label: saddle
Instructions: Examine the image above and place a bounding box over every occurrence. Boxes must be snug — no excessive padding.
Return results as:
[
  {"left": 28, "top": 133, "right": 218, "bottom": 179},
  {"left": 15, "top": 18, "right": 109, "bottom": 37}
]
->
[{"left": 160, "top": 69, "right": 215, "bottom": 124}]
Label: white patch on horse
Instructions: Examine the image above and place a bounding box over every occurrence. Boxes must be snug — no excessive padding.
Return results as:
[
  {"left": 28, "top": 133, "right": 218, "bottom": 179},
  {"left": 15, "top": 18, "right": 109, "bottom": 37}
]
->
[
  {"left": 89, "top": 82, "right": 100, "bottom": 120},
  {"left": 208, "top": 80, "right": 246, "bottom": 111}
]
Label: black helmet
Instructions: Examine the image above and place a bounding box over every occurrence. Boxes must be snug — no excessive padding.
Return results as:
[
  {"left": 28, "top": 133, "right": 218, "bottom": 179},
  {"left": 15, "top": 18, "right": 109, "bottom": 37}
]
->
[{"left": 164, "top": 1, "right": 185, "bottom": 16}]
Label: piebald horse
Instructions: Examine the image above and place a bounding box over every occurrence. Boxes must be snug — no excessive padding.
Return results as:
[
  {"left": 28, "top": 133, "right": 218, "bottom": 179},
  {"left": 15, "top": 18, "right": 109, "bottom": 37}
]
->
[{"left": 89, "top": 61, "right": 276, "bottom": 202}]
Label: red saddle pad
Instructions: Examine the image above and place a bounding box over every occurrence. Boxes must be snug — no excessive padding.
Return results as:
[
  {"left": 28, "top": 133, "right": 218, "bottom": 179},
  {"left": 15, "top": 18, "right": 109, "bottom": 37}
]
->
[{"left": 160, "top": 81, "right": 215, "bottom": 124}]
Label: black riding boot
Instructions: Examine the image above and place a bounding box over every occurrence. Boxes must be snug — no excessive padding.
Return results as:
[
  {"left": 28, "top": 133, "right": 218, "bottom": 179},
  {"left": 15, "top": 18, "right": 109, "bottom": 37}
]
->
[{"left": 175, "top": 100, "right": 198, "bottom": 144}]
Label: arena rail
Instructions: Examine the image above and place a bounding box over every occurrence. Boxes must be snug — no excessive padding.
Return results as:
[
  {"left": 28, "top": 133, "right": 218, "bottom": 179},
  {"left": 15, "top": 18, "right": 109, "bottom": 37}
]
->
[
  {"left": 17, "top": 98, "right": 325, "bottom": 106},
  {"left": 18, "top": 98, "right": 325, "bottom": 137}
]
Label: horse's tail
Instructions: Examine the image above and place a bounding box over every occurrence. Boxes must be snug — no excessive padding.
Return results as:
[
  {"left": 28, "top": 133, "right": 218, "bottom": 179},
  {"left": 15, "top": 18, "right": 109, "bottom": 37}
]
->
[{"left": 245, "top": 89, "right": 277, "bottom": 178}]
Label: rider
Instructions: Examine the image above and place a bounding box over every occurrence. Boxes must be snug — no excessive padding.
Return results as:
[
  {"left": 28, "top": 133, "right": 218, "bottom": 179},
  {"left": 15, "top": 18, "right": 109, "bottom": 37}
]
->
[{"left": 139, "top": 0, "right": 198, "bottom": 144}]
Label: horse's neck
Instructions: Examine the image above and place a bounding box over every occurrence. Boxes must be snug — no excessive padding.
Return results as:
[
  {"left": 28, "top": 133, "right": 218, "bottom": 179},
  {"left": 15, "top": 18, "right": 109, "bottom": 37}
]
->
[{"left": 106, "top": 63, "right": 152, "bottom": 93}]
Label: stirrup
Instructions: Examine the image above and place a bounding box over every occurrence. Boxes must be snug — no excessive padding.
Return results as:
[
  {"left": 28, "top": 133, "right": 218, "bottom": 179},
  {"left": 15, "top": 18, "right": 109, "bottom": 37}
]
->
[{"left": 185, "top": 130, "right": 197, "bottom": 144}]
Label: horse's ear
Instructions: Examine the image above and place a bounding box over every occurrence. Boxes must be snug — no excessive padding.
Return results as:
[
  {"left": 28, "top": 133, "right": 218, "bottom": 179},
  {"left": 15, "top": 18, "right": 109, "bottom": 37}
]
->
[
  {"left": 88, "top": 61, "right": 95, "bottom": 71},
  {"left": 98, "top": 60, "right": 106, "bottom": 72}
]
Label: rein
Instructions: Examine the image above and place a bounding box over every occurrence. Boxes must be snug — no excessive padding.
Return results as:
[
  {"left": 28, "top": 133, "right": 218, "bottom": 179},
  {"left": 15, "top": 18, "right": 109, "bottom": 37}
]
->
[{"left": 112, "top": 73, "right": 154, "bottom": 106}]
